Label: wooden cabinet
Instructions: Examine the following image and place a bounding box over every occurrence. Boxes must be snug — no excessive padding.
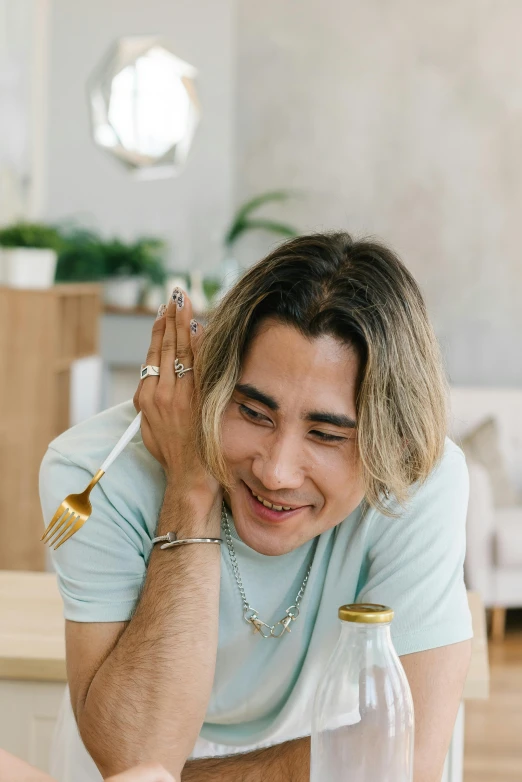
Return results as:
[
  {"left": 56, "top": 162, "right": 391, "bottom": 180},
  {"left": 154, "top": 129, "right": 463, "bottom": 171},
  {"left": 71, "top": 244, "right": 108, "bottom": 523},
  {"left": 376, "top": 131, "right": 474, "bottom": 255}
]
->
[
  {"left": 0, "top": 284, "right": 101, "bottom": 571},
  {"left": 0, "top": 680, "right": 66, "bottom": 773},
  {"left": 0, "top": 571, "right": 66, "bottom": 775}
]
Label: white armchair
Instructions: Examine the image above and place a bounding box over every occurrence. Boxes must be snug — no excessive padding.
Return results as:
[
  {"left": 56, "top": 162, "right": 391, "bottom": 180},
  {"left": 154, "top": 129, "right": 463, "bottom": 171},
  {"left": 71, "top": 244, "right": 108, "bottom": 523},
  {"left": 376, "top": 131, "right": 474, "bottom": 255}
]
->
[{"left": 449, "top": 387, "right": 522, "bottom": 640}]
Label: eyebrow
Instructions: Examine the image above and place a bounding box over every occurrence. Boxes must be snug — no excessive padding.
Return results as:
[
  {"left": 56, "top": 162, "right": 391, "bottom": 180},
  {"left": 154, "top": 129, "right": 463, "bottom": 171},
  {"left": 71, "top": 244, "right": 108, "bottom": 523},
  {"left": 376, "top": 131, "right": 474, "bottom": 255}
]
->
[
  {"left": 235, "top": 383, "right": 357, "bottom": 429},
  {"left": 306, "top": 411, "right": 357, "bottom": 429}
]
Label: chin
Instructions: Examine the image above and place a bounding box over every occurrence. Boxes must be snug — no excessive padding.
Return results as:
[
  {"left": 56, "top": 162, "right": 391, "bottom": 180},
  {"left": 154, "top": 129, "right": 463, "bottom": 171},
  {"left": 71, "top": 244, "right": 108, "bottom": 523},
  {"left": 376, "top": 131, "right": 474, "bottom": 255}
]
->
[
  {"left": 232, "top": 519, "right": 304, "bottom": 556},
  {"left": 227, "top": 478, "right": 316, "bottom": 555},
  {"left": 242, "top": 536, "right": 297, "bottom": 557}
]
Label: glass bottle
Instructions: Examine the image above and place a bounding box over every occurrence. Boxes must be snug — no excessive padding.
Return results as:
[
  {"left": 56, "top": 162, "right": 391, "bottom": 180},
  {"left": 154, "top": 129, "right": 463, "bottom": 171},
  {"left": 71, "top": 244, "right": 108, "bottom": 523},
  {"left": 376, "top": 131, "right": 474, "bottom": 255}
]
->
[{"left": 311, "top": 604, "right": 414, "bottom": 782}]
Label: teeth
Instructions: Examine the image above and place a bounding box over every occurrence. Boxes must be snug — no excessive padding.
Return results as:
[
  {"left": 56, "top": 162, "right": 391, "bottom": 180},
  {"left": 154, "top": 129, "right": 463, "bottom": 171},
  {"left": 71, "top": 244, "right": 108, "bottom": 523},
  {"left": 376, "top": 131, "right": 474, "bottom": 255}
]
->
[{"left": 252, "top": 490, "right": 294, "bottom": 512}]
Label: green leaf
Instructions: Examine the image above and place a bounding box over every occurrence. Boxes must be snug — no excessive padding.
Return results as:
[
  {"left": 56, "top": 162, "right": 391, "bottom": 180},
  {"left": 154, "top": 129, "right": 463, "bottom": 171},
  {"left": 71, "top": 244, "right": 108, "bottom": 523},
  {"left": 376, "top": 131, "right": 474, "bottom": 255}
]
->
[
  {"left": 203, "top": 276, "right": 221, "bottom": 302},
  {"left": 225, "top": 218, "right": 249, "bottom": 247},
  {"left": 226, "top": 217, "right": 299, "bottom": 247},
  {"left": 241, "top": 218, "right": 298, "bottom": 239},
  {"left": 224, "top": 190, "right": 298, "bottom": 246},
  {"left": 233, "top": 190, "right": 293, "bottom": 221},
  {"left": 0, "top": 222, "right": 64, "bottom": 251},
  {"left": 54, "top": 242, "right": 105, "bottom": 282}
]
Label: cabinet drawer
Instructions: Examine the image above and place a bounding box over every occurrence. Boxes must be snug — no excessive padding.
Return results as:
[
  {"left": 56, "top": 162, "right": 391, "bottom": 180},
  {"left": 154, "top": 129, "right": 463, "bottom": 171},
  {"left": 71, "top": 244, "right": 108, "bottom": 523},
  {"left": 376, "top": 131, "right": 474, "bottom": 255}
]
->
[{"left": 0, "top": 680, "right": 66, "bottom": 773}]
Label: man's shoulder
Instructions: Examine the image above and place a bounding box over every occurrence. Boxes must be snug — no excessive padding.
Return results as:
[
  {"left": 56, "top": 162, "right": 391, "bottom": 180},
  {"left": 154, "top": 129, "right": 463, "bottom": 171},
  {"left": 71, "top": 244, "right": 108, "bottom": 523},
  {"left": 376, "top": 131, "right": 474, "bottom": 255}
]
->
[
  {"left": 441, "top": 435, "right": 466, "bottom": 463},
  {"left": 428, "top": 436, "right": 468, "bottom": 486},
  {"left": 403, "top": 436, "right": 468, "bottom": 518},
  {"left": 362, "top": 436, "right": 468, "bottom": 528},
  {"left": 42, "top": 400, "right": 166, "bottom": 516},
  {"left": 47, "top": 400, "right": 138, "bottom": 472},
  {"left": 404, "top": 436, "right": 468, "bottom": 510}
]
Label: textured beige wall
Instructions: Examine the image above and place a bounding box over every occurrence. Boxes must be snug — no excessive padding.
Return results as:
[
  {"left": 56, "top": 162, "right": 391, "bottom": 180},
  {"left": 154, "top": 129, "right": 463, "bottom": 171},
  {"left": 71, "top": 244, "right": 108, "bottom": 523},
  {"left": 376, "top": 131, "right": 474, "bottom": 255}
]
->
[{"left": 236, "top": 0, "right": 522, "bottom": 385}]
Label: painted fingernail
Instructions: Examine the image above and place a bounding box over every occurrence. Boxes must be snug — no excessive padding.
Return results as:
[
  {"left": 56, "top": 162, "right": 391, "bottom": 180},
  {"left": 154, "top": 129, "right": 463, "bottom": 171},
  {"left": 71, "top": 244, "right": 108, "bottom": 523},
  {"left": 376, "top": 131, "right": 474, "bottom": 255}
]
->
[
  {"left": 190, "top": 319, "right": 198, "bottom": 334},
  {"left": 171, "top": 286, "right": 181, "bottom": 302},
  {"left": 177, "top": 290, "right": 184, "bottom": 309},
  {"left": 156, "top": 304, "right": 167, "bottom": 320}
]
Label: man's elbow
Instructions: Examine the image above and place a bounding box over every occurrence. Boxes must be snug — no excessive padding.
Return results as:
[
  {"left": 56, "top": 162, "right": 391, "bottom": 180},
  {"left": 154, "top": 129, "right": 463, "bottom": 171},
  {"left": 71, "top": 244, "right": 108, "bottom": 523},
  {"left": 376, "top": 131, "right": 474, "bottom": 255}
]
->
[
  {"left": 77, "top": 712, "right": 187, "bottom": 781},
  {"left": 77, "top": 712, "right": 116, "bottom": 778}
]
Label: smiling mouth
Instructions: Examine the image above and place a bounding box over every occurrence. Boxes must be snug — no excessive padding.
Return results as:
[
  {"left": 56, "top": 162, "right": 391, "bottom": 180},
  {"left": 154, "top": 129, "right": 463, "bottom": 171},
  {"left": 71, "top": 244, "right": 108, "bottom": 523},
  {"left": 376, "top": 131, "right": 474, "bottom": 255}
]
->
[{"left": 246, "top": 484, "right": 303, "bottom": 512}]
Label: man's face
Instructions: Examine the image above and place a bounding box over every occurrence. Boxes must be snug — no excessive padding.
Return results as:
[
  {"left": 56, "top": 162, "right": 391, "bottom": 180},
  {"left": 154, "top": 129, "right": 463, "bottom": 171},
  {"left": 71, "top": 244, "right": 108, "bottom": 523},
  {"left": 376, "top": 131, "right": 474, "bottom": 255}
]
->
[{"left": 221, "top": 319, "right": 365, "bottom": 555}]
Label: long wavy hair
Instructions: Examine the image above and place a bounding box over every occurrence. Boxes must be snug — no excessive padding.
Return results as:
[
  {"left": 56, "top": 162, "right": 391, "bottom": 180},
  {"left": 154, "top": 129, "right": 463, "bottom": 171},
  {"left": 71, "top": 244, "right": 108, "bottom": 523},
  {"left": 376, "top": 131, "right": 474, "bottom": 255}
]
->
[{"left": 194, "top": 231, "right": 448, "bottom": 513}]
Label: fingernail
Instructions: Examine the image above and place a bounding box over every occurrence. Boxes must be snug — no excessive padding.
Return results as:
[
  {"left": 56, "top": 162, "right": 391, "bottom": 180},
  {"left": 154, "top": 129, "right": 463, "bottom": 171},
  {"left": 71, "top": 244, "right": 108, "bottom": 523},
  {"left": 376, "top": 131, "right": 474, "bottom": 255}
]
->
[
  {"left": 156, "top": 304, "right": 167, "bottom": 320},
  {"left": 171, "top": 286, "right": 181, "bottom": 302},
  {"left": 190, "top": 319, "right": 198, "bottom": 334},
  {"left": 177, "top": 290, "right": 184, "bottom": 309}
]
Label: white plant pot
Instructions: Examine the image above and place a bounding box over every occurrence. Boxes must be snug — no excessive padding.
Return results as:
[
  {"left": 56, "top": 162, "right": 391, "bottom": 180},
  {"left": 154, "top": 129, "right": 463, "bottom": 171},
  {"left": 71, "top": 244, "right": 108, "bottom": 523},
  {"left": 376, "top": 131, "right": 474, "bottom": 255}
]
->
[
  {"left": 142, "top": 284, "right": 165, "bottom": 312},
  {"left": 0, "top": 248, "right": 57, "bottom": 288},
  {"left": 103, "top": 276, "right": 145, "bottom": 309}
]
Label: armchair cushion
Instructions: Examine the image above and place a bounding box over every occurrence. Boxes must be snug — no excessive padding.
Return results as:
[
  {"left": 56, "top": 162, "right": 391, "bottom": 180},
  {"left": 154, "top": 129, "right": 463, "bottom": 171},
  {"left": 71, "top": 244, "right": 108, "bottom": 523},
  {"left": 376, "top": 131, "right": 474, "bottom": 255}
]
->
[
  {"left": 461, "top": 417, "right": 520, "bottom": 508},
  {"left": 496, "top": 507, "right": 522, "bottom": 567}
]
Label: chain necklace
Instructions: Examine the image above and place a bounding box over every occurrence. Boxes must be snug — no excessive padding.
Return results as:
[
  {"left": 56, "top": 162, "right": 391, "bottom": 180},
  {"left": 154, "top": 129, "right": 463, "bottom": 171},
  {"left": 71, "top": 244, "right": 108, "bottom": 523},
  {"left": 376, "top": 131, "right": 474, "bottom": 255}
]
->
[{"left": 221, "top": 502, "right": 315, "bottom": 639}]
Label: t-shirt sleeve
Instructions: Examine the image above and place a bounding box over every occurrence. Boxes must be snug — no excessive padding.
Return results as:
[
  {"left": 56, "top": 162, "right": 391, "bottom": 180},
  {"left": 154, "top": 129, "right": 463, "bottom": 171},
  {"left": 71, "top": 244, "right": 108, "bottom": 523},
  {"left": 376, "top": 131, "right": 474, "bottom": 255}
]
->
[
  {"left": 356, "top": 445, "right": 473, "bottom": 656},
  {"left": 39, "top": 445, "right": 148, "bottom": 622}
]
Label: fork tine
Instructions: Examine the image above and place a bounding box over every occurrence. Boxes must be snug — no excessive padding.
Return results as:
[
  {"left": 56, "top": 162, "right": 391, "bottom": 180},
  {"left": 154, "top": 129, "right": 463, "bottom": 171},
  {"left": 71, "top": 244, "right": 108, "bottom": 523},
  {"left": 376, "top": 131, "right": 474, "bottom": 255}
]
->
[
  {"left": 41, "top": 504, "right": 70, "bottom": 543},
  {"left": 49, "top": 512, "right": 78, "bottom": 549},
  {"left": 40, "top": 502, "right": 69, "bottom": 543},
  {"left": 46, "top": 510, "right": 77, "bottom": 548},
  {"left": 54, "top": 515, "right": 84, "bottom": 550}
]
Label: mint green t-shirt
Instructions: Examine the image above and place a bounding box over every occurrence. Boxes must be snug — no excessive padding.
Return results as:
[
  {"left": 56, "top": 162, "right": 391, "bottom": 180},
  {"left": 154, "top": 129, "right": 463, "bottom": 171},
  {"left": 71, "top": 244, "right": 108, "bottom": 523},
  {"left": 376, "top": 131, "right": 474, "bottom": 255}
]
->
[{"left": 40, "top": 400, "right": 472, "bottom": 755}]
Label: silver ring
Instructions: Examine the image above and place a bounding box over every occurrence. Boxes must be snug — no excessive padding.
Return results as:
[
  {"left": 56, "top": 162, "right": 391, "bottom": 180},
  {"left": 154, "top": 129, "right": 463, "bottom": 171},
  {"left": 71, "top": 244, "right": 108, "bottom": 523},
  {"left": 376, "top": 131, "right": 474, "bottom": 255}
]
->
[
  {"left": 174, "top": 358, "right": 193, "bottom": 378},
  {"left": 140, "top": 364, "right": 160, "bottom": 379}
]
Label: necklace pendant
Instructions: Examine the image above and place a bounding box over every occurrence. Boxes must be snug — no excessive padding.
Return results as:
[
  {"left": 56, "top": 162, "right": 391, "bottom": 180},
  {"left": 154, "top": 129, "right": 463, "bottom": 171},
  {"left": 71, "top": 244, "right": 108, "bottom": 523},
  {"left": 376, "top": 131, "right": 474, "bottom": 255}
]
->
[
  {"left": 222, "top": 502, "right": 315, "bottom": 641},
  {"left": 243, "top": 606, "right": 259, "bottom": 624},
  {"left": 251, "top": 617, "right": 273, "bottom": 638},
  {"left": 271, "top": 615, "right": 294, "bottom": 638}
]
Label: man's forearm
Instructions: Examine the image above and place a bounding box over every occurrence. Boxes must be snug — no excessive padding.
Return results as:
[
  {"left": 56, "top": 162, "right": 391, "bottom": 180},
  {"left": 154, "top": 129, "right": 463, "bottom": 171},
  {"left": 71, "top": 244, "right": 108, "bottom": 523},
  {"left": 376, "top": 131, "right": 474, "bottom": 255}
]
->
[
  {"left": 78, "top": 487, "right": 222, "bottom": 778},
  {"left": 181, "top": 737, "right": 310, "bottom": 782}
]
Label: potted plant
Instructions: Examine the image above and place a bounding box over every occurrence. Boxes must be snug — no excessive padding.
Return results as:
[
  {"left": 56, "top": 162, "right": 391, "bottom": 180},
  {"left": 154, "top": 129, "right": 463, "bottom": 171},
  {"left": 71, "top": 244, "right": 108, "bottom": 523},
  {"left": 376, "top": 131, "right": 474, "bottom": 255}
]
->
[
  {"left": 219, "top": 190, "right": 299, "bottom": 296},
  {"left": 0, "top": 222, "right": 63, "bottom": 288},
  {"left": 53, "top": 225, "right": 167, "bottom": 307},
  {"left": 54, "top": 227, "right": 106, "bottom": 283},
  {"left": 101, "top": 236, "right": 167, "bottom": 308}
]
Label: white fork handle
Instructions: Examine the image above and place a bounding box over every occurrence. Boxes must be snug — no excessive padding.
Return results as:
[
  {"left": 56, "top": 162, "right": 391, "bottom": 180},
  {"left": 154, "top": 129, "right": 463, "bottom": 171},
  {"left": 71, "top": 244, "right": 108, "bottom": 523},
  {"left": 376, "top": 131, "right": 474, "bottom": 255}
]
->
[{"left": 100, "top": 411, "right": 142, "bottom": 473}]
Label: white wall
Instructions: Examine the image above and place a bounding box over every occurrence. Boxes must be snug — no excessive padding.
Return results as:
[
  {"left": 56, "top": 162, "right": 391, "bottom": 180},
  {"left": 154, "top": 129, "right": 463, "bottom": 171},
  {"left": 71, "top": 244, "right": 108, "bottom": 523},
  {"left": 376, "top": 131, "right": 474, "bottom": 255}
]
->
[
  {"left": 0, "top": 0, "right": 49, "bottom": 222},
  {"left": 45, "top": 0, "right": 236, "bottom": 273},
  {"left": 236, "top": 0, "right": 522, "bottom": 386}
]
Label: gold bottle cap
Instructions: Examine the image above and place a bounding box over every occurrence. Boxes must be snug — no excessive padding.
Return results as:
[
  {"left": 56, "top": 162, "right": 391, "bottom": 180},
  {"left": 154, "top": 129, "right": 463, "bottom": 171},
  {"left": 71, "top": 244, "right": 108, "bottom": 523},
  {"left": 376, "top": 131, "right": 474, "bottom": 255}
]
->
[{"left": 338, "top": 603, "right": 394, "bottom": 623}]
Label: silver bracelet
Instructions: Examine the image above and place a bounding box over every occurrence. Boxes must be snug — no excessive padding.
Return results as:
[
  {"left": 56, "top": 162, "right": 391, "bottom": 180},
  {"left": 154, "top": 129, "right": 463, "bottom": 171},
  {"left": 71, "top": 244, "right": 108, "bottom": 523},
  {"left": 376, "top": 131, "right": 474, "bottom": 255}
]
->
[{"left": 152, "top": 531, "right": 222, "bottom": 550}]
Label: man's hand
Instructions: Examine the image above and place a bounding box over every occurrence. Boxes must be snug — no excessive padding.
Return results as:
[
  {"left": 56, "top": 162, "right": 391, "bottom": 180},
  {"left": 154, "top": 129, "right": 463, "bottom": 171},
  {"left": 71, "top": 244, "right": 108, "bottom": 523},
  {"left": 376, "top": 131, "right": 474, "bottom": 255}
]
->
[
  {"left": 106, "top": 762, "right": 178, "bottom": 782},
  {"left": 133, "top": 288, "right": 220, "bottom": 507}
]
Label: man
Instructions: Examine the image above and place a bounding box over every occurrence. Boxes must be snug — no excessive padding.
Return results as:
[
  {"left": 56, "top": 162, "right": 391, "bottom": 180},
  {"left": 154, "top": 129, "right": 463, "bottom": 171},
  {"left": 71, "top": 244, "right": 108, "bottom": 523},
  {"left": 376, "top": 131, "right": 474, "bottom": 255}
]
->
[{"left": 41, "top": 233, "right": 472, "bottom": 781}]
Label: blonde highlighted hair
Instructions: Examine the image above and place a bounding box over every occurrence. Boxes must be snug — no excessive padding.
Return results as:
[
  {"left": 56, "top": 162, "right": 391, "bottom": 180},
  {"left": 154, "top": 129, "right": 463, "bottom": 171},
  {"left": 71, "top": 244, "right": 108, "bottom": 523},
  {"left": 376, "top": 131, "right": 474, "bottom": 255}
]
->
[{"left": 194, "top": 232, "right": 448, "bottom": 513}]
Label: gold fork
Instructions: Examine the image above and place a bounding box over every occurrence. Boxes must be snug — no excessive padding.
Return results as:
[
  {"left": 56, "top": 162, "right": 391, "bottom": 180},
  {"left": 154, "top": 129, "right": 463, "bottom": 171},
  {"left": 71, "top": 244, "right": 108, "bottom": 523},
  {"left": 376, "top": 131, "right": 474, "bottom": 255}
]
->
[{"left": 41, "top": 411, "right": 142, "bottom": 549}]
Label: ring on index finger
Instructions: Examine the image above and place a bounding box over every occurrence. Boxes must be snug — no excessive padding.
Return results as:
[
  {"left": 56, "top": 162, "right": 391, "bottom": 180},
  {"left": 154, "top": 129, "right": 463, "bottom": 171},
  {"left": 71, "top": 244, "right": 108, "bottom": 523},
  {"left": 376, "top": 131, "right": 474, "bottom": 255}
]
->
[
  {"left": 140, "top": 364, "right": 160, "bottom": 379},
  {"left": 174, "top": 358, "right": 193, "bottom": 378}
]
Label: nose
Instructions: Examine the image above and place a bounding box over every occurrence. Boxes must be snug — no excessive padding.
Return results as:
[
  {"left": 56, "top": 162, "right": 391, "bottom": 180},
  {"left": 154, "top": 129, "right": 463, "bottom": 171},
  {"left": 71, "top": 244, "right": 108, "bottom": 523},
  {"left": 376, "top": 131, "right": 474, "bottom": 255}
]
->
[{"left": 251, "top": 433, "right": 305, "bottom": 492}]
